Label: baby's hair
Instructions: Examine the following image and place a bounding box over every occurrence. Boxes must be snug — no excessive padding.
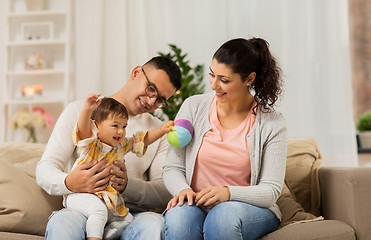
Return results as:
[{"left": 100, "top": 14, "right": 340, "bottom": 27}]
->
[{"left": 91, "top": 97, "right": 128, "bottom": 123}]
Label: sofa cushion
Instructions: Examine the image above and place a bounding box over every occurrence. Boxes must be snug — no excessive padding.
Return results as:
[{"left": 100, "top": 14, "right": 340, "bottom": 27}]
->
[
  {"left": 259, "top": 220, "right": 355, "bottom": 240},
  {"left": 0, "top": 231, "right": 45, "bottom": 240},
  {"left": 286, "top": 138, "right": 322, "bottom": 216},
  {"left": 0, "top": 142, "right": 63, "bottom": 236}
]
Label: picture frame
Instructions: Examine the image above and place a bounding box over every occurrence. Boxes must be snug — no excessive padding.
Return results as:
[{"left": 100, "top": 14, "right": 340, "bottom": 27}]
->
[{"left": 21, "top": 21, "right": 54, "bottom": 41}]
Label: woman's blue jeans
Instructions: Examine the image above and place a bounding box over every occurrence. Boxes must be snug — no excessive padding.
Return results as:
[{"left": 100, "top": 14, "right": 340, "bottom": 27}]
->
[{"left": 164, "top": 201, "right": 279, "bottom": 240}]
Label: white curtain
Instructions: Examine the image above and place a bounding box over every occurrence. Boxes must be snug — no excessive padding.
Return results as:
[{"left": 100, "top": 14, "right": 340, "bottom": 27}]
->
[{"left": 74, "top": 0, "right": 358, "bottom": 166}]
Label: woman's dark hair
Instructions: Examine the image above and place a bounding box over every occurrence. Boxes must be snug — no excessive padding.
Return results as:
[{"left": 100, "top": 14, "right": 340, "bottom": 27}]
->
[
  {"left": 91, "top": 97, "right": 128, "bottom": 123},
  {"left": 143, "top": 56, "right": 182, "bottom": 90},
  {"left": 213, "top": 38, "right": 283, "bottom": 114}
]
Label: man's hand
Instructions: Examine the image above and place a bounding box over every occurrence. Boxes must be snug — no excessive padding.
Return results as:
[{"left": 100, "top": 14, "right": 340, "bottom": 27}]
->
[
  {"left": 65, "top": 158, "right": 112, "bottom": 193},
  {"left": 111, "top": 160, "right": 128, "bottom": 193}
]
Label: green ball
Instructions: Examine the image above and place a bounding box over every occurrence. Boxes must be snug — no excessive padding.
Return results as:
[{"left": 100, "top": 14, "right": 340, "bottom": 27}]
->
[{"left": 167, "top": 130, "right": 181, "bottom": 147}]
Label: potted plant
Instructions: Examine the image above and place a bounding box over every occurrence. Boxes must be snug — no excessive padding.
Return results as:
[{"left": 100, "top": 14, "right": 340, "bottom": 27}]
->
[{"left": 356, "top": 110, "right": 371, "bottom": 149}]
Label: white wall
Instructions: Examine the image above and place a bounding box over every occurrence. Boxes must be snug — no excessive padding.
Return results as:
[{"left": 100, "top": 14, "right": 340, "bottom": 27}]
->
[{"left": 0, "top": 0, "right": 358, "bottom": 166}]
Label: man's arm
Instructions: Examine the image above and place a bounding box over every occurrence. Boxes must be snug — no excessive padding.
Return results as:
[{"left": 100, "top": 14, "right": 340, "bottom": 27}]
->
[
  {"left": 125, "top": 134, "right": 172, "bottom": 210},
  {"left": 123, "top": 115, "right": 172, "bottom": 210},
  {"left": 36, "top": 102, "right": 81, "bottom": 195}
]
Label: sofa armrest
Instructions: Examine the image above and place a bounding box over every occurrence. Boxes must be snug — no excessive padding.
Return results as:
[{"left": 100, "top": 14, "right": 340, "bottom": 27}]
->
[{"left": 319, "top": 167, "right": 371, "bottom": 240}]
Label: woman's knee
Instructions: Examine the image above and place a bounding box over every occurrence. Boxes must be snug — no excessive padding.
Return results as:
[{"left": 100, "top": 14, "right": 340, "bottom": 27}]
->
[
  {"left": 165, "top": 204, "right": 204, "bottom": 228},
  {"left": 164, "top": 204, "right": 205, "bottom": 240},
  {"left": 204, "top": 201, "right": 278, "bottom": 240}
]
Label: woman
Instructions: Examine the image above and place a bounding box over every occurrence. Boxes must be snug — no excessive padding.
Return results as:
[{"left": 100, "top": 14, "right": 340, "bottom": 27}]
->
[{"left": 163, "top": 38, "right": 287, "bottom": 240}]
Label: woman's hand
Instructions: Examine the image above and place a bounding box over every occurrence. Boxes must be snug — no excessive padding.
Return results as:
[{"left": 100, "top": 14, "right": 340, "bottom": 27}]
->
[
  {"left": 65, "top": 158, "right": 112, "bottom": 193},
  {"left": 111, "top": 160, "right": 128, "bottom": 193},
  {"left": 195, "top": 186, "right": 230, "bottom": 209},
  {"left": 166, "top": 188, "right": 197, "bottom": 210}
]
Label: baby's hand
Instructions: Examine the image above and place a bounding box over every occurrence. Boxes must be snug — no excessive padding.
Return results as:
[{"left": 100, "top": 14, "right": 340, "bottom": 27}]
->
[
  {"left": 161, "top": 120, "right": 174, "bottom": 134},
  {"left": 84, "top": 93, "right": 102, "bottom": 111}
]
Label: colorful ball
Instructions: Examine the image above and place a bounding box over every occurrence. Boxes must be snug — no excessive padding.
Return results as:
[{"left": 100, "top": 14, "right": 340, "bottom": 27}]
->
[{"left": 167, "top": 119, "right": 194, "bottom": 147}]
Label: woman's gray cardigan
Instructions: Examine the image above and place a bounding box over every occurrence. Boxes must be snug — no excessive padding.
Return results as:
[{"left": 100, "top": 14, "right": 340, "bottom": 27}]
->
[{"left": 163, "top": 92, "right": 287, "bottom": 220}]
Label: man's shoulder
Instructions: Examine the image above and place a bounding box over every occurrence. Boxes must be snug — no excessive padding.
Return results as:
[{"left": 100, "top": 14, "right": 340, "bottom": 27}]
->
[
  {"left": 57, "top": 99, "right": 84, "bottom": 121},
  {"left": 66, "top": 99, "right": 85, "bottom": 109}
]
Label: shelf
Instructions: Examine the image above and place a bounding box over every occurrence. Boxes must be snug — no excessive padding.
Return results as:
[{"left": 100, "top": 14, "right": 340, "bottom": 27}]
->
[
  {"left": 358, "top": 148, "right": 371, "bottom": 153},
  {"left": 2, "top": 0, "right": 72, "bottom": 143},
  {"left": 7, "top": 11, "right": 66, "bottom": 18},
  {"left": 6, "top": 40, "right": 65, "bottom": 47},
  {"left": 7, "top": 69, "right": 65, "bottom": 76},
  {"left": 4, "top": 98, "right": 65, "bottom": 105}
]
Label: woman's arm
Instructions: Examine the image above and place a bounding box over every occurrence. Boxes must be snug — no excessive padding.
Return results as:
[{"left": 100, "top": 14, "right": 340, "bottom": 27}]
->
[{"left": 163, "top": 97, "right": 195, "bottom": 196}]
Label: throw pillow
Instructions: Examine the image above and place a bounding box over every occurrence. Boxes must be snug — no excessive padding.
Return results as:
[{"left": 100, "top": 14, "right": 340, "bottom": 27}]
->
[
  {"left": 277, "top": 181, "right": 318, "bottom": 227},
  {"left": 0, "top": 142, "right": 63, "bottom": 236},
  {"left": 286, "top": 138, "right": 322, "bottom": 216}
]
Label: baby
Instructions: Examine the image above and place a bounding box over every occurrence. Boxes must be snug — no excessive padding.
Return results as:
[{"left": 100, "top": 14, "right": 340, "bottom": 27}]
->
[{"left": 64, "top": 93, "right": 173, "bottom": 240}]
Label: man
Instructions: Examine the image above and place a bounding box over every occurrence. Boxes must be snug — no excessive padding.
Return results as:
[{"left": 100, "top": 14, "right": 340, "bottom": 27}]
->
[{"left": 36, "top": 56, "right": 181, "bottom": 240}]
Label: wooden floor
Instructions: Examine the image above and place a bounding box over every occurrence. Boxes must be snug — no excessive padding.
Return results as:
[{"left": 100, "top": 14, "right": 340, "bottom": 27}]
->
[{"left": 358, "top": 153, "right": 371, "bottom": 167}]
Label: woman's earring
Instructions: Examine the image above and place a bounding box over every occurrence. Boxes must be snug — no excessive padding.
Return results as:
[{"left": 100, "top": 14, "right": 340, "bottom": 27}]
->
[{"left": 247, "top": 84, "right": 255, "bottom": 95}]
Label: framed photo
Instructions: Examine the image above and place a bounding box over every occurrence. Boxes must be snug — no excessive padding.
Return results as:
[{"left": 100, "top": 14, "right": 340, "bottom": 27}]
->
[{"left": 21, "top": 21, "right": 54, "bottom": 41}]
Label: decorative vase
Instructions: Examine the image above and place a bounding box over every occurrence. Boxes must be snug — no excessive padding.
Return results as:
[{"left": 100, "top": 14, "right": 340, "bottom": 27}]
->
[
  {"left": 26, "top": 126, "right": 37, "bottom": 143},
  {"left": 359, "top": 131, "right": 371, "bottom": 149},
  {"left": 25, "top": 0, "right": 46, "bottom": 11}
]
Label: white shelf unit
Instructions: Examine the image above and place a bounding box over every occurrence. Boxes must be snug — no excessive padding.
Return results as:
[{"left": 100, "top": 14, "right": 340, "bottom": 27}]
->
[{"left": 1, "top": 0, "right": 72, "bottom": 143}]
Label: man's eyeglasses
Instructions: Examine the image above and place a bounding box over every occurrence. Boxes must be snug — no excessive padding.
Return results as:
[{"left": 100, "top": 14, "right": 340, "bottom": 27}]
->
[{"left": 142, "top": 68, "right": 168, "bottom": 108}]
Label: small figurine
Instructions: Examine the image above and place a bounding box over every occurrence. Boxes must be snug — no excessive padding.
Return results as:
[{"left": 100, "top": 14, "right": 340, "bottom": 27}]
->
[{"left": 25, "top": 53, "right": 46, "bottom": 70}]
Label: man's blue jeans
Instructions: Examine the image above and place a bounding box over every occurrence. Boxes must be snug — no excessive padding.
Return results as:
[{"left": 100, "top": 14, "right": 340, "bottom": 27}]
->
[
  {"left": 45, "top": 208, "right": 165, "bottom": 240},
  {"left": 164, "top": 201, "right": 279, "bottom": 240}
]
